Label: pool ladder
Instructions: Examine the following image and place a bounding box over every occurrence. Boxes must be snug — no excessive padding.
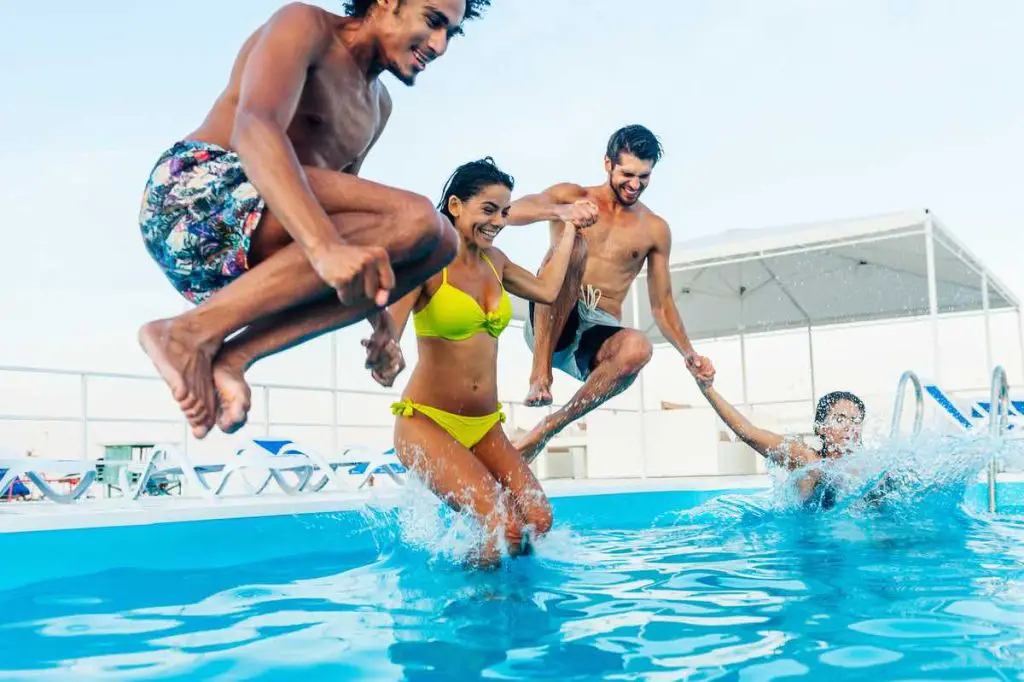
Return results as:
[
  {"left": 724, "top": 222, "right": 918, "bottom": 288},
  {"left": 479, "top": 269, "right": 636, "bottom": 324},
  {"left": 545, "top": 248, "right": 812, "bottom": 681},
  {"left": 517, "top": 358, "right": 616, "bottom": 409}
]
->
[
  {"left": 890, "top": 367, "right": 1011, "bottom": 512},
  {"left": 889, "top": 370, "right": 924, "bottom": 440},
  {"left": 988, "top": 365, "right": 1011, "bottom": 513}
]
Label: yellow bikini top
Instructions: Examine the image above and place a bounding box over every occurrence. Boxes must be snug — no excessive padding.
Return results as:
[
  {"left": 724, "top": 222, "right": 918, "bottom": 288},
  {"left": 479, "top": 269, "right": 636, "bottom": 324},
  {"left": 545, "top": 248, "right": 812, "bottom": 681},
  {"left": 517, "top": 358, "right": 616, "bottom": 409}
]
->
[{"left": 414, "top": 253, "right": 513, "bottom": 341}]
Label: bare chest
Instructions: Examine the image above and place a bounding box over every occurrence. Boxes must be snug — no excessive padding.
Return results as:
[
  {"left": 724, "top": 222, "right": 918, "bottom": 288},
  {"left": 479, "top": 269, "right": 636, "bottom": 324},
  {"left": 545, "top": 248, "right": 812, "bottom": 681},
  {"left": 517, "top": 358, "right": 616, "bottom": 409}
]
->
[
  {"left": 581, "top": 219, "right": 652, "bottom": 278},
  {"left": 287, "top": 54, "right": 381, "bottom": 171}
]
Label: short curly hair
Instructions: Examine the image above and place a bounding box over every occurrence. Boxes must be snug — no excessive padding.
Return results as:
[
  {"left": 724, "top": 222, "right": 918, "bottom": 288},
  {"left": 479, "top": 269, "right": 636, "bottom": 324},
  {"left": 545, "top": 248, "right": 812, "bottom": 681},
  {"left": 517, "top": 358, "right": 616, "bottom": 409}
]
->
[{"left": 343, "top": 0, "right": 492, "bottom": 24}]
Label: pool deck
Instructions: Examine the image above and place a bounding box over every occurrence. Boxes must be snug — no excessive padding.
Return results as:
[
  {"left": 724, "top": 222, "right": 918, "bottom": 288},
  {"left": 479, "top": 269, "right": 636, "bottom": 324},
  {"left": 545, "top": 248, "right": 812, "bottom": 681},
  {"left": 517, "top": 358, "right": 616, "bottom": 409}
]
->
[{"left": 0, "top": 475, "right": 773, "bottom": 534}]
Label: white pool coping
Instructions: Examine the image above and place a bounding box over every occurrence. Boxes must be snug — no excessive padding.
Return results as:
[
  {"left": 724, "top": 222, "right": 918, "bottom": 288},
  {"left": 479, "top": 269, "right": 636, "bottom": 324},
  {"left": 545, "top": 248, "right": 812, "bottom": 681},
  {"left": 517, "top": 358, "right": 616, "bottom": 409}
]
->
[
  {"left": 0, "top": 475, "right": 774, "bottom": 534},
  {"left": 2, "top": 472, "right": 1019, "bottom": 535}
]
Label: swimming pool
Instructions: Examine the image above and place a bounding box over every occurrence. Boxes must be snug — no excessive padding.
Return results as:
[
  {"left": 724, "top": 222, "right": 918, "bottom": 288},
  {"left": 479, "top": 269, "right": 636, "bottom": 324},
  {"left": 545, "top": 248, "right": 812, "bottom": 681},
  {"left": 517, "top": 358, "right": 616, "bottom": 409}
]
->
[{"left": 1, "top": 475, "right": 1023, "bottom": 680}]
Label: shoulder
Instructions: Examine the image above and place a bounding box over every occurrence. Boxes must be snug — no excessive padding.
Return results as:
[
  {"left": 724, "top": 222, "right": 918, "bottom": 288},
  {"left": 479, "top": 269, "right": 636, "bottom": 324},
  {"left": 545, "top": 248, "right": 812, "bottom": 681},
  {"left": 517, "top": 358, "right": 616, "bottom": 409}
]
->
[
  {"left": 544, "top": 182, "right": 589, "bottom": 203},
  {"left": 642, "top": 210, "right": 672, "bottom": 249},
  {"left": 267, "top": 2, "right": 331, "bottom": 32},
  {"left": 484, "top": 247, "right": 509, "bottom": 271},
  {"left": 261, "top": 2, "right": 335, "bottom": 52}
]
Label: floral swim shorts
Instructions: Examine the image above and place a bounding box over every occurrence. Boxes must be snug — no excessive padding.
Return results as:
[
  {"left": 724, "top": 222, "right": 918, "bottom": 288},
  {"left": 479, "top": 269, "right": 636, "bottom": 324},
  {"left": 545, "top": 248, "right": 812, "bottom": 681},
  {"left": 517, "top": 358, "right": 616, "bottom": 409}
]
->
[{"left": 138, "top": 140, "right": 267, "bottom": 304}]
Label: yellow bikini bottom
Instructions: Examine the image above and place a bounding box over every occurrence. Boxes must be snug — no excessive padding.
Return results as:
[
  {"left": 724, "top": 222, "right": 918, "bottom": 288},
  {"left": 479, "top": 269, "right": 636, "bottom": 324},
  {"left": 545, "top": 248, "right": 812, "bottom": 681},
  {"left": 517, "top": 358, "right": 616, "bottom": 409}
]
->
[{"left": 391, "top": 398, "right": 506, "bottom": 450}]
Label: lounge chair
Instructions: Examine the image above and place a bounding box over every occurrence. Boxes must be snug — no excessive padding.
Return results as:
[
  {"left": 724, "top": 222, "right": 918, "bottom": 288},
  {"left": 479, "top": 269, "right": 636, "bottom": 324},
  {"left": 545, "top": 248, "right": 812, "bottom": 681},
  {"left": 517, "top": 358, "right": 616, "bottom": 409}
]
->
[
  {"left": 925, "top": 383, "right": 1022, "bottom": 436},
  {"left": 0, "top": 456, "right": 96, "bottom": 504},
  {"left": 119, "top": 444, "right": 229, "bottom": 500},
  {"left": 119, "top": 441, "right": 315, "bottom": 499},
  {"left": 242, "top": 439, "right": 405, "bottom": 492}
]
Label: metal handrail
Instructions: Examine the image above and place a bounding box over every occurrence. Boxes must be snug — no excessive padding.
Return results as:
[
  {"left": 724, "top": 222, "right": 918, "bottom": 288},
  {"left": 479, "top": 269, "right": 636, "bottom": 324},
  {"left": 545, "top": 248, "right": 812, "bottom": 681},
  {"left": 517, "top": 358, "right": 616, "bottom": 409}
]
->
[
  {"left": 889, "top": 370, "right": 924, "bottom": 439},
  {"left": 987, "top": 365, "right": 1010, "bottom": 512}
]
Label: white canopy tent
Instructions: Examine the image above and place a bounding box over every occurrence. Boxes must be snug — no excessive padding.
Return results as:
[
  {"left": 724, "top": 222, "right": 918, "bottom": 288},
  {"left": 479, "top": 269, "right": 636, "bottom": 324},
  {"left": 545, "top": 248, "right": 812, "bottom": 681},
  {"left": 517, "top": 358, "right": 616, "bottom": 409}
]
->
[{"left": 510, "top": 209, "right": 1021, "bottom": 406}]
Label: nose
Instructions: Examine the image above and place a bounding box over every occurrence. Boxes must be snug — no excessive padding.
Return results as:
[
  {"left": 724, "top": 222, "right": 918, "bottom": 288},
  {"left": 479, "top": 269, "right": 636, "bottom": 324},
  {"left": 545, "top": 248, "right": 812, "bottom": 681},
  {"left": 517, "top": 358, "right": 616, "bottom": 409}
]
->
[{"left": 427, "top": 30, "right": 449, "bottom": 58}]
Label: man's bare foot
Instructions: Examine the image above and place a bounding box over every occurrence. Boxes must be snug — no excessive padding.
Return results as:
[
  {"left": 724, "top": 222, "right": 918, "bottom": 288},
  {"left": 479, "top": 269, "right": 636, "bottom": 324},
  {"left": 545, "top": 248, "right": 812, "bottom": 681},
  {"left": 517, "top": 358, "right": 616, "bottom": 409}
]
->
[
  {"left": 513, "top": 418, "right": 556, "bottom": 464},
  {"left": 524, "top": 377, "right": 553, "bottom": 407},
  {"left": 212, "top": 359, "right": 252, "bottom": 434},
  {"left": 138, "top": 318, "right": 218, "bottom": 439}
]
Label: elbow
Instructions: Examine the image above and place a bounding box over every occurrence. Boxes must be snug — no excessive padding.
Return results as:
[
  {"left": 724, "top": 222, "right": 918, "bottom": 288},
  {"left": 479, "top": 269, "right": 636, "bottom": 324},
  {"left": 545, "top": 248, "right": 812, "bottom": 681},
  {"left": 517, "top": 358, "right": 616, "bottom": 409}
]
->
[
  {"left": 230, "top": 109, "right": 279, "bottom": 154},
  {"left": 537, "top": 286, "right": 558, "bottom": 305}
]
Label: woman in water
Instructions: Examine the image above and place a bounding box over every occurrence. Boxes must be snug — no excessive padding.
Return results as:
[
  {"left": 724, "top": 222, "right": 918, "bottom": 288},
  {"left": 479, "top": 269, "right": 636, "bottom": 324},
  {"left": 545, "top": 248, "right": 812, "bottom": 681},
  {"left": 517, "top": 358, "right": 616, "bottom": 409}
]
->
[
  {"left": 698, "top": 369, "right": 869, "bottom": 508},
  {"left": 384, "top": 157, "right": 583, "bottom": 565}
]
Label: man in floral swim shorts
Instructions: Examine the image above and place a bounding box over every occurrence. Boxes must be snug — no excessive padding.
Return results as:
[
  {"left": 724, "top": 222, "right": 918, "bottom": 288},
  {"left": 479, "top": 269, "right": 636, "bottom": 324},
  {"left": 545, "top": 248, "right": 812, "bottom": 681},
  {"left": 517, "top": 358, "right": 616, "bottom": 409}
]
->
[{"left": 138, "top": 0, "right": 491, "bottom": 438}]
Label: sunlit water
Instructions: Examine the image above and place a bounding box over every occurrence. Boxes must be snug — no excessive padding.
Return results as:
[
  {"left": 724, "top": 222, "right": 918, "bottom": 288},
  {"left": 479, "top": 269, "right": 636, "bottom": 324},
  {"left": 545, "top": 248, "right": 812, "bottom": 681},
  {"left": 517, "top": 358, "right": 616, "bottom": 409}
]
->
[{"left": 2, "top": 433, "right": 1024, "bottom": 680}]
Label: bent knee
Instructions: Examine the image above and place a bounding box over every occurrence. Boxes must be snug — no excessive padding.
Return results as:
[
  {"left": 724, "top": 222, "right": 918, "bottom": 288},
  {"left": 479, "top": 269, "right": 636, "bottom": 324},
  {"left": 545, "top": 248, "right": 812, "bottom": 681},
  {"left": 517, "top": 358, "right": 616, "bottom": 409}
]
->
[
  {"left": 394, "top": 194, "right": 450, "bottom": 259},
  {"left": 617, "top": 331, "right": 653, "bottom": 375},
  {"left": 525, "top": 502, "right": 553, "bottom": 537}
]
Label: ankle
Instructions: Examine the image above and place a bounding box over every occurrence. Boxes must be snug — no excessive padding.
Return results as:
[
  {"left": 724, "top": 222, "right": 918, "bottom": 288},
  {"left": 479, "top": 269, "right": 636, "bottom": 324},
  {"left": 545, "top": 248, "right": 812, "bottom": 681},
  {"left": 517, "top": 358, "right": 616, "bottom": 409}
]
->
[
  {"left": 172, "top": 313, "right": 223, "bottom": 356},
  {"left": 214, "top": 344, "right": 253, "bottom": 374}
]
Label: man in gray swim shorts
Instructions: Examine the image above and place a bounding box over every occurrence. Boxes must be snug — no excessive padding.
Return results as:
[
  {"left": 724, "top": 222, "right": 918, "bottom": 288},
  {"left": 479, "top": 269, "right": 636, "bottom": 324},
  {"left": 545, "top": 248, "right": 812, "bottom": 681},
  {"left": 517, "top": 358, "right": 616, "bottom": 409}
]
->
[{"left": 507, "top": 125, "right": 715, "bottom": 461}]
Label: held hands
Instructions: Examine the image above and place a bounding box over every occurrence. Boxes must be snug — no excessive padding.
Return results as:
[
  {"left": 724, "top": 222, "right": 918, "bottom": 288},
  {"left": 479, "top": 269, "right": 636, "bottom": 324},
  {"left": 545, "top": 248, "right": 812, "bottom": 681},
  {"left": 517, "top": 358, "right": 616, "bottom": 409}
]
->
[
  {"left": 362, "top": 311, "right": 405, "bottom": 387},
  {"left": 311, "top": 243, "right": 395, "bottom": 307},
  {"left": 685, "top": 352, "right": 715, "bottom": 389},
  {"left": 554, "top": 199, "right": 600, "bottom": 228}
]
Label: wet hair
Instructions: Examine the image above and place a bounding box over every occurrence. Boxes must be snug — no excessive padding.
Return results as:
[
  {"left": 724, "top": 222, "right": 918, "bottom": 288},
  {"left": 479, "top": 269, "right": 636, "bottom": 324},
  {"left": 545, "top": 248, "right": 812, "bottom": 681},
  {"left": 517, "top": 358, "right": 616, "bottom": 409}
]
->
[
  {"left": 606, "top": 124, "right": 664, "bottom": 167},
  {"left": 344, "top": 0, "right": 492, "bottom": 22},
  {"left": 437, "top": 157, "right": 515, "bottom": 223},
  {"left": 813, "top": 391, "right": 866, "bottom": 432}
]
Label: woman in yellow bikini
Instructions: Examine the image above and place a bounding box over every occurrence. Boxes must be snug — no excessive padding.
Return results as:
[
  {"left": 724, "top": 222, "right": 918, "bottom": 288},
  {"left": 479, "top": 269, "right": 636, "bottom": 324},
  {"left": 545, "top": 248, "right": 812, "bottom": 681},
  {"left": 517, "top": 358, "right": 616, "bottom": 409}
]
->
[{"left": 385, "top": 158, "right": 582, "bottom": 566}]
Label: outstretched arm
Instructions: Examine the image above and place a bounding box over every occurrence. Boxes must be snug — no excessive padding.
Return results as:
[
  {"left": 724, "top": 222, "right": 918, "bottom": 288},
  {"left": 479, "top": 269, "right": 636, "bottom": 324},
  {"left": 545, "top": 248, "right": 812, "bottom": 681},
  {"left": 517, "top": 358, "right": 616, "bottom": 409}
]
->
[
  {"left": 500, "top": 222, "right": 579, "bottom": 304},
  {"left": 645, "top": 219, "right": 714, "bottom": 384},
  {"left": 507, "top": 183, "right": 597, "bottom": 228},
  {"left": 701, "top": 384, "right": 819, "bottom": 470}
]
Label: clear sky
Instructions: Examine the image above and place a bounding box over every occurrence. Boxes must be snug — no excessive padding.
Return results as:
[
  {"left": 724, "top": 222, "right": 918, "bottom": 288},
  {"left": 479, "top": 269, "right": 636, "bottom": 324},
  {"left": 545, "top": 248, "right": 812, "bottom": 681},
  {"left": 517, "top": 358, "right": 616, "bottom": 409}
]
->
[{"left": 1, "top": 0, "right": 1022, "bottom": 377}]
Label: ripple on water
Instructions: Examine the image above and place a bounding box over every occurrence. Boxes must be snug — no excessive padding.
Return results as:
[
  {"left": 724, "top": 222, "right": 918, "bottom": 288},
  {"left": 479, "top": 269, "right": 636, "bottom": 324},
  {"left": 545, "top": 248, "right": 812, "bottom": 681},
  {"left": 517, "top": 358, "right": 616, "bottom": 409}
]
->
[
  {"left": 819, "top": 645, "right": 903, "bottom": 668},
  {"left": 849, "top": 617, "right": 1001, "bottom": 639}
]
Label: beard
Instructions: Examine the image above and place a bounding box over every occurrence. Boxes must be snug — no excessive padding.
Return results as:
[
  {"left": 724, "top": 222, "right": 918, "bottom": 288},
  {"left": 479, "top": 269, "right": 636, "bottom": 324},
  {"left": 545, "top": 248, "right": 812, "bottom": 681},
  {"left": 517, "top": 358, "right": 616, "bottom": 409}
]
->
[{"left": 610, "top": 180, "right": 642, "bottom": 206}]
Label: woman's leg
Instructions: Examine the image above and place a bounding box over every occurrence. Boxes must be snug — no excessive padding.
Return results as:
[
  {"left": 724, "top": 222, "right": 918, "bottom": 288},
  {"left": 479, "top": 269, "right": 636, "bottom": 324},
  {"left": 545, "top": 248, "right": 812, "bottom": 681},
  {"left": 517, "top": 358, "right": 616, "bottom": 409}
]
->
[
  {"left": 471, "top": 424, "right": 553, "bottom": 543},
  {"left": 394, "top": 412, "right": 529, "bottom": 568}
]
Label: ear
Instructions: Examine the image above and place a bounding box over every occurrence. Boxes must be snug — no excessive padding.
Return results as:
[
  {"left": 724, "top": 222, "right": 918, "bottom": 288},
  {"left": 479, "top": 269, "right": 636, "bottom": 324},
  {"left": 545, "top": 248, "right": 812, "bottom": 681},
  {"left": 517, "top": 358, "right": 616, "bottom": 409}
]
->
[
  {"left": 604, "top": 155, "right": 613, "bottom": 174},
  {"left": 446, "top": 195, "right": 462, "bottom": 219}
]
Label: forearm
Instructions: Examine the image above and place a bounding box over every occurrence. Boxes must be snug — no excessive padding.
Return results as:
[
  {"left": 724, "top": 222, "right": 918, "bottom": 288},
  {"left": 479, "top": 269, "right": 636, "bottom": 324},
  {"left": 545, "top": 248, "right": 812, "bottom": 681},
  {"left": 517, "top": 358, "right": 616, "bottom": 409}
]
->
[
  {"left": 653, "top": 306, "right": 695, "bottom": 358},
  {"left": 507, "top": 194, "right": 564, "bottom": 226},
  {"left": 701, "top": 385, "right": 762, "bottom": 449},
  {"left": 535, "top": 227, "right": 577, "bottom": 300},
  {"left": 233, "top": 112, "right": 343, "bottom": 257}
]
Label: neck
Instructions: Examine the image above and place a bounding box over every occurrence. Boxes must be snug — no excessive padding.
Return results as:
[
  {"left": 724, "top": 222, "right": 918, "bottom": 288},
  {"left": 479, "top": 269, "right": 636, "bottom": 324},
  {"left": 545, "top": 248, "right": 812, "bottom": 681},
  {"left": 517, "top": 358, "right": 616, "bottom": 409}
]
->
[
  {"left": 456, "top": 237, "right": 486, "bottom": 264},
  {"left": 597, "top": 183, "right": 631, "bottom": 215},
  {"left": 338, "top": 17, "right": 386, "bottom": 80}
]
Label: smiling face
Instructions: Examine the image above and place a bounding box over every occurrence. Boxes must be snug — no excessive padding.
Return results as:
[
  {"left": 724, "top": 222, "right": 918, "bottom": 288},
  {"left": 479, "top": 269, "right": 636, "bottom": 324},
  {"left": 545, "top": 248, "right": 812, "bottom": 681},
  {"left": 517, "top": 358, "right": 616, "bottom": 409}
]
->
[
  {"left": 604, "top": 152, "right": 654, "bottom": 207},
  {"left": 371, "top": 0, "right": 466, "bottom": 85},
  {"left": 446, "top": 182, "right": 512, "bottom": 249}
]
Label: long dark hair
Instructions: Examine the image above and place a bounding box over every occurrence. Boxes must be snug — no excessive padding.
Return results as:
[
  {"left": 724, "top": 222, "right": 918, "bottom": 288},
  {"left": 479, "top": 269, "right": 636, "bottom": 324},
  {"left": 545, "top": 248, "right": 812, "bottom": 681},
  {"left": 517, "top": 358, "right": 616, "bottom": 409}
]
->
[{"left": 437, "top": 157, "right": 515, "bottom": 223}]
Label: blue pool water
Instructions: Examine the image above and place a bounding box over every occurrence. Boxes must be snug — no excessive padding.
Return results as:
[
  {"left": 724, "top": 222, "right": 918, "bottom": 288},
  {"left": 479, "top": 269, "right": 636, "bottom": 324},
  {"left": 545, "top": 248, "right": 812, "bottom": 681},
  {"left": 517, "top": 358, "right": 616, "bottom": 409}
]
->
[{"left": 2, "top": 456, "right": 1024, "bottom": 679}]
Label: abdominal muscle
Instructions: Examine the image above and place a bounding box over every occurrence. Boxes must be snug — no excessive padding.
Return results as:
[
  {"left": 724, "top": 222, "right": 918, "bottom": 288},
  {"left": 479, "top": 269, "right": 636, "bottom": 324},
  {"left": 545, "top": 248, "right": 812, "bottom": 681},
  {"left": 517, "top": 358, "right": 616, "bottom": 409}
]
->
[{"left": 401, "top": 336, "right": 502, "bottom": 416}]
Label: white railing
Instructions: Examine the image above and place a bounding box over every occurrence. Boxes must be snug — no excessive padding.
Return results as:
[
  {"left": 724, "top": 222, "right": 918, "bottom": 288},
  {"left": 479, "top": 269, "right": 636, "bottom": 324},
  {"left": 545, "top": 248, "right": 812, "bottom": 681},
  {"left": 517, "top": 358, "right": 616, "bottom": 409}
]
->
[{"left": 0, "top": 365, "right": 638, "bottom": 461}]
